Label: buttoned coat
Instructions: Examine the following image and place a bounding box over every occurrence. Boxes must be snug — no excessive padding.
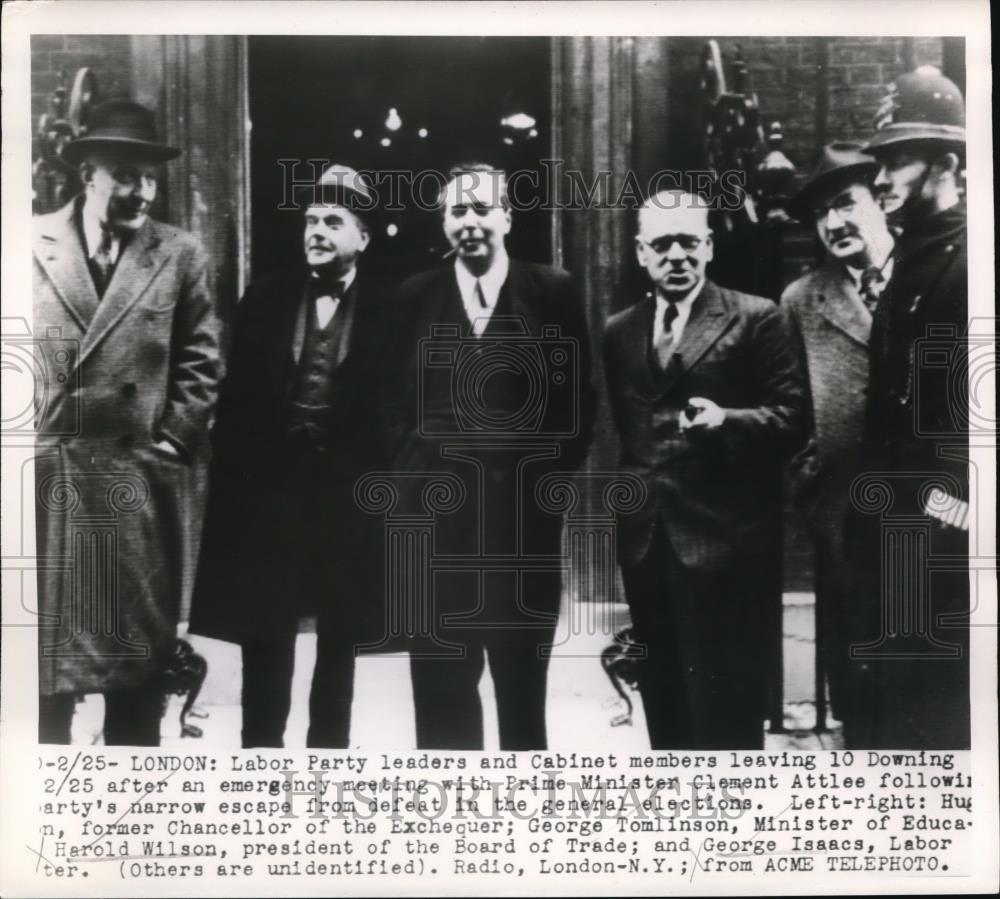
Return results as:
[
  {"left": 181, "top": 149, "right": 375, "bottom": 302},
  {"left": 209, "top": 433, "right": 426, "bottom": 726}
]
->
[
  {"left": 603, "top": 281, "right": 808, "bottom": 572},
  {"left": 33, "top": 199, "right": 221, "bottom": 695},
  {"left": 385, "top": 260, "right": 597, "bottom": 626}
]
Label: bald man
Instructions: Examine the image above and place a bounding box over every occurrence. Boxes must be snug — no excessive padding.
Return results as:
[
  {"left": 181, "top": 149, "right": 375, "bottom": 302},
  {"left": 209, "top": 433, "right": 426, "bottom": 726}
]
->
[{"left": 602, "top": 191, "right": 808, "bottom": 749}]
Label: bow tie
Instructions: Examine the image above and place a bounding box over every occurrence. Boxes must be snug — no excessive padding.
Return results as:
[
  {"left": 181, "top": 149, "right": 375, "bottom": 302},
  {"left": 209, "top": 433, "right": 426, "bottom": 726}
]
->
[{"left": 309, "top": 276, "right": 345, "bottom": 300}]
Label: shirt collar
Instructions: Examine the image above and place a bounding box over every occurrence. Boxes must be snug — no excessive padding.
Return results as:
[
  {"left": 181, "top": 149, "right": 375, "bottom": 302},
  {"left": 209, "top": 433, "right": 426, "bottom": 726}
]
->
[
  {"left": 80, "top": 200, "right": 121, "bottom": 261},
  {"left": 454, "top": 250, "right": 510, "bottom": 310},
  {"left": 655, "top": 277, "right": 704, "bottom": 316}
]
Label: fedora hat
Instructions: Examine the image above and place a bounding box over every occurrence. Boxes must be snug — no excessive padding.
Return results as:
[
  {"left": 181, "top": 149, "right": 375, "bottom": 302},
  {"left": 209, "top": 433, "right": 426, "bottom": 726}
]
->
[
  {"left": 61, "top": 100, "right": 180, "bottom": 166},
  {"left": 788, "top": 142, "right": 880, "bottom": 222},
  {"left": 292, "top": 163, "right": 376, "bottom": 217}
]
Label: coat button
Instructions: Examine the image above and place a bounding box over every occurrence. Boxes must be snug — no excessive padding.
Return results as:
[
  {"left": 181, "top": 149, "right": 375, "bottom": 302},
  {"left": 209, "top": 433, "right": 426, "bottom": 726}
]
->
[
  {"left": 65, "top": 381, "right": 77, "bottom": 395},
  {"left": 122, "top": 383, "right": 137, "bottom": 398},
  {"left": 119, "top": 434, "right": 135, "bottom": 449}
]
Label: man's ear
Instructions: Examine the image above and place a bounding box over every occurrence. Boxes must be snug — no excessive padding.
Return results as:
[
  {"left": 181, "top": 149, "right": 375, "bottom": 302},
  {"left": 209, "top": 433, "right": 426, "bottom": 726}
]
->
[
  {"left": 78, "top": 162, "right": 95, "bottom": 185},
  {"left": 930, "top": 152, "right": 961, "bottom": 179},
  {"left": 634, "top": 235, "right": 647, "bottom": 266},
  {"left": 704, "top": 232, "right": 714, "bottom": 264}
]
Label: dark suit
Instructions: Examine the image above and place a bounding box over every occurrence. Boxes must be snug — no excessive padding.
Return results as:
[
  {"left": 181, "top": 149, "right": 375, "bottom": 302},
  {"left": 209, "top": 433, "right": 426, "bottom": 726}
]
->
[
  {"left": 849, "top": 202, "right": 969, "bottom": 748},
  {"left": 386, "top": 259, "right": 595, "bottom": 750},
  {"left": 189, "top": 266, "right": 393, "bottom": 748},
  {"left": 782, "top": 261, "right": 873, "bottom": 726},
  {"left": 603, "top": 280, "right": 807, "bottom": 749}
]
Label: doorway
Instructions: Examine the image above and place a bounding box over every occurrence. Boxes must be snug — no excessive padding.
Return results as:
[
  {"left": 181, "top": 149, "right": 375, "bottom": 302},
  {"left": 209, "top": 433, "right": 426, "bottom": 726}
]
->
[{"left": 248, "top": 36, "right": 552, "bottom": 281}]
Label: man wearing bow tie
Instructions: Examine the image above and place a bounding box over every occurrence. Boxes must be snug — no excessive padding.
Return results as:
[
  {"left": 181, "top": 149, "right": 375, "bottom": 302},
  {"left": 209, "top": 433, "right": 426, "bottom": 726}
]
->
[
  {"left": 781, "top": 144, "right": 894, "bottom": 738},
  {"left": 190, "top": 164, "right": 392, "bottom": 748},
  {"left": 603, "top": 190, "right": 807, "bottom": 749}
]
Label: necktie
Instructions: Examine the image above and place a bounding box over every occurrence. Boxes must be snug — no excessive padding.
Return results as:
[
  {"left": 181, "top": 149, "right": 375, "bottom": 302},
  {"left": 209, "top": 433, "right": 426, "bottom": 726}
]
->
[
  {"left": 92, "top": 229, "right": 114, "bottom": 297},
  {"left": 859, "top": 266, "right": 886, "bottom": 317},
  {"left": 656, "top": 301, "right": 679, "bottom": 369},
  {"left": 474, "top": 279, "right": 488, "bottom": 309}
]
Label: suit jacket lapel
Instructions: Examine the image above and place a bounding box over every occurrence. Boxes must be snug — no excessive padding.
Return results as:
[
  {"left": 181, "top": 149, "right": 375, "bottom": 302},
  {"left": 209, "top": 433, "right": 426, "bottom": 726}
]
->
[
  {"left": 76, "top": 219, "right": 170, "bottom": 370},
  {"left": 33, "top": 201, "right": 100, "bottom": 331},
  {"left": 672, "top": 281, "right": 736, "bottom": 381},
  {"left": 814, "top": 263, "right": 870, "bottom": 348},
  {"left": 494, "top": 259, "right": 537, "bottom": 334}
]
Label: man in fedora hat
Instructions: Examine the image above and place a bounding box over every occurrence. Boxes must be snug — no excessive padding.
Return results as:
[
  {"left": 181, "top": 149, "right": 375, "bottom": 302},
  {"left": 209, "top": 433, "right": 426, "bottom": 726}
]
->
[
  {"left": 781, "top": 143, "right": 895, "bottom": 740},
  {"left": 846, "top": 66, "right": 969, "bottom": 748},
  {"left": 33, "top": 100, "right": 221, "bottom": 744},
  {"left": 189, "top": 163, "right": 393, "bottom": 748}
]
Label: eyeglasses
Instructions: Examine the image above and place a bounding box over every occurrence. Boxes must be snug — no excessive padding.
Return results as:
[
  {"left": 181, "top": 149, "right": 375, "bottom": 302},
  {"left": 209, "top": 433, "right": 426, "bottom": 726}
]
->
[{"left": 640, "top": 234, "right": 707, "bottom": 254}]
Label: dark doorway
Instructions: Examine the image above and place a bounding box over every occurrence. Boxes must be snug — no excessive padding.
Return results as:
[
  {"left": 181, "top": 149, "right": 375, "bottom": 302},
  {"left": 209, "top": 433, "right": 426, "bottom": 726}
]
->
[{"left": 248, "top": 36, "right": 552, "bottom": 281}]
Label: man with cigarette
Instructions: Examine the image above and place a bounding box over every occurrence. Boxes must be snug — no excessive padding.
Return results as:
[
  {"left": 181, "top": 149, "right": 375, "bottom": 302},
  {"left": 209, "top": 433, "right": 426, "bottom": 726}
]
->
[
  {"left": 386, "top": 162, "right": 595, "bottom": 750},
  {"left": 602, "top": 190, "right": 807, "bottom": 750},
  {"left": 781, "top": 143, "right": 894, "bottom": 739}
]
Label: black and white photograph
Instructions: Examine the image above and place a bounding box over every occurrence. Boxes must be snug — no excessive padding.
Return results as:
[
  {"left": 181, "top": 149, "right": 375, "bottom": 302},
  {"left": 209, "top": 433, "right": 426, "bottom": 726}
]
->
[{"left": 1, "top": 1, "right": 995, "bottom": 895}]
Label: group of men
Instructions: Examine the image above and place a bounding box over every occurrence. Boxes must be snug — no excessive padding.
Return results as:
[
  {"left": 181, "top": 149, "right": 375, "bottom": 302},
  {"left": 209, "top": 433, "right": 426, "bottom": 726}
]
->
[{"left": 33, "top": 63, "right": 969, "bottom": 752}]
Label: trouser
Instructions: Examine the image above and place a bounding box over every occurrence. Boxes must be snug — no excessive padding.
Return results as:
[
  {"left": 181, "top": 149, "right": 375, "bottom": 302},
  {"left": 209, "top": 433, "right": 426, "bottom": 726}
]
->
[
  {"left": 39, "top": 678, "right": 164, "bottom": 746},
  {"left": 408, "top": 569, "right": 559, "bottom": 751},
  {"left": 240, "top": 616, "right": 356, "bottom": 749},
  {"left": 621, "top": 522, "right": 765, "bottom": 750}
]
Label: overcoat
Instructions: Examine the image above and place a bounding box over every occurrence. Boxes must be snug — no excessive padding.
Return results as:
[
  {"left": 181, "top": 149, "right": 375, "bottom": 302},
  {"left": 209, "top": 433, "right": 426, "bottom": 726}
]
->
[
  {"left": 782, "top": 260, "right": 873, "bottom": 721},
  {"left": 188, "top": 267, "right": 396, "bottom": 646},
  {"left": 33, "top": 199, "right": 221, "bottom": 695}
]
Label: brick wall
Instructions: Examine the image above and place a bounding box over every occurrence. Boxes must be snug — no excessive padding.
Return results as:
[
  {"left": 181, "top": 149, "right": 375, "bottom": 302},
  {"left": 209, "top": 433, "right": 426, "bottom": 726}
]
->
[
  {"left": 31, "top": 35, "right": 134, "bottom": 136},
  {"left": 663, "top": 36, "right": 945, "bottom": 285}
]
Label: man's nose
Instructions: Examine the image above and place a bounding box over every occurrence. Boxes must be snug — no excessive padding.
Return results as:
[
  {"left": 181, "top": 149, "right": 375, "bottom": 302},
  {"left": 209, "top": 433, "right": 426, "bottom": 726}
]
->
[
  {"left": 665, "top": 241, "right": 687, "bottom": 262},
  {"left": 825, "top": 207, "right": 845, "bottom": 229},
  {"left": 873, "top": 166, "right": 891, "bottom": 188}
]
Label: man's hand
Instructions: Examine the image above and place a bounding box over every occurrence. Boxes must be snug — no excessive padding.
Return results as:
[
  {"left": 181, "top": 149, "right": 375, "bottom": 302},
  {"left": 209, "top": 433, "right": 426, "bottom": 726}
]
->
[
  {"left": 153, "top": 438, "right": 182, "bottom": 458},
  {"left": 679, "top": 397, "right": 726, "bottom": 433}
]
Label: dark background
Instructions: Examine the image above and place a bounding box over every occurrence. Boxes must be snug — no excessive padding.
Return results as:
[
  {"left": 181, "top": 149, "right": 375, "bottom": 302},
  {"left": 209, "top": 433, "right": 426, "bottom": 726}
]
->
[{"left": 248, "top": 36, "right": 552, "bottom": 281}]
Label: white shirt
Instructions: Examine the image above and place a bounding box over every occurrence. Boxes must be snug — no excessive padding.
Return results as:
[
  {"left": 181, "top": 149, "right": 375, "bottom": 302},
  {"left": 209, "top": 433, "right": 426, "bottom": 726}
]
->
[
  {"left": 309, "top": 265, "right": 357, "bottom": 329},
  {"left": 81, "top": 203, "right": 122, "bottom": 265},
  {"left": 454, "top": 251, "right": 510, "bottom": 338},
  {"left": 653, "top": 278, "right": 704, "bottom": 349}
]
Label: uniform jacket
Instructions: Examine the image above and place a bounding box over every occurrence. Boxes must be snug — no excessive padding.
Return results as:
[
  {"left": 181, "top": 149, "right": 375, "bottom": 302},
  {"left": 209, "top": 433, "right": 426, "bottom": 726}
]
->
[
  {"left": 864, "top": 201, "right": 968, "bottom": 493},
  {"left": 849, "top": 201, "right": 969, "bottom": 750},
  {"left": 603, "top": 280, "right": 808, "bottom": 571},
  {"left": 782, "top": 260, "right": 873, "bottom": 534},
  {"left": 33, "top": 198, "right": 221, "bottom": 695},
  {"left": 188, "top": 266, "right": 395, "bottom": 645}
]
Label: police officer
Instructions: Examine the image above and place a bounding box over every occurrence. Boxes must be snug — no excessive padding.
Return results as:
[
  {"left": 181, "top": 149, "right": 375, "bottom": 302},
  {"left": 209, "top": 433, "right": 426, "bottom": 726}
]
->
[{"left": 847, "top": 66, "right": 969, "bottom": 749}]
